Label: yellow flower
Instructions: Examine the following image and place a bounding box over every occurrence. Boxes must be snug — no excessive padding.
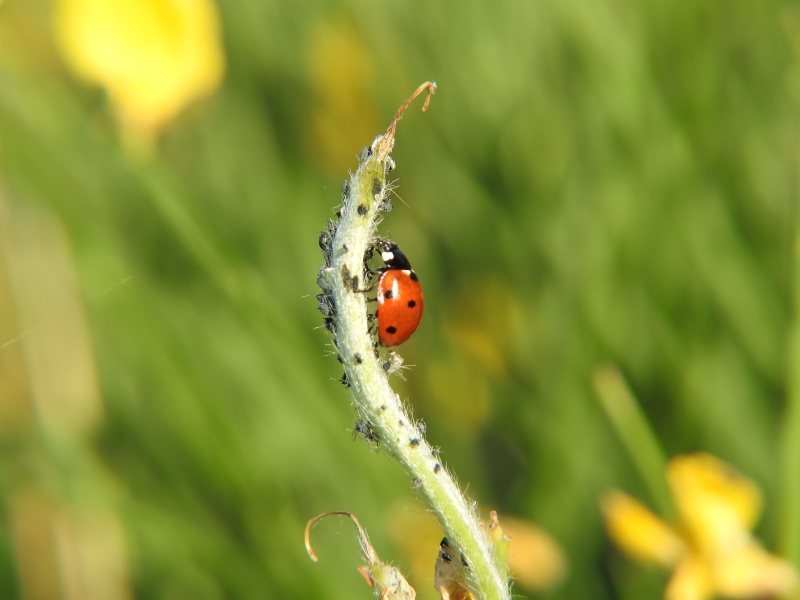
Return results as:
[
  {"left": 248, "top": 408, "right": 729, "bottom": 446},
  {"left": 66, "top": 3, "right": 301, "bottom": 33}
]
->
[
  {"left": 386, "top": 503, "right": 565, "bottom": 594},
  {"left": 305, "top": 18, "right": 379, "bottom": 176},
  {"left": 601, "top": 453, "right": 797, "bottom": 600},
  {"left": 53, "top": 0, "right": 224, "bottom": 143}
]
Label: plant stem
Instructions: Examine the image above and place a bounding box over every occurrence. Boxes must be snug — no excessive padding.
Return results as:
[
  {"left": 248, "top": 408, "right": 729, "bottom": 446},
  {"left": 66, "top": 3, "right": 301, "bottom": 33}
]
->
[
  {"left": 592, "top": 363, "right": 672, "bottom": 518},
  {"left": 318, "top": 83, "right": 509, "bottom": 600},
  {"left": 780, "top": 233, "right": 800, "bottom": 564}
]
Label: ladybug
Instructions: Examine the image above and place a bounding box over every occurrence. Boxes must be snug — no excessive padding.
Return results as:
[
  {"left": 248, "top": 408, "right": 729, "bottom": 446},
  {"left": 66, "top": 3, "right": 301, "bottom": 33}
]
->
[{"left": 375, "top": 241, "right": 424, "bottom": 347}]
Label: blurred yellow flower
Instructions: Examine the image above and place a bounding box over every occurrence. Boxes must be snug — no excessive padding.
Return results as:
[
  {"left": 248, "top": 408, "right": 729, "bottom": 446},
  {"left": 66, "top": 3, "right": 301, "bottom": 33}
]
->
[
  {"left": 306, "top": 18, "right": 379, "bottom": 176},
  {"left": 387, "top": 503, "right": 565, "bottom": 595},
  {"left": 601, "top": 453, "right": 797, "bottom": 600},
  {"left": 500, "top": 515, "right": 566, "bottom": 591},
  {"left": 53, "top": 0, "right": 224, "bottom": 142}
]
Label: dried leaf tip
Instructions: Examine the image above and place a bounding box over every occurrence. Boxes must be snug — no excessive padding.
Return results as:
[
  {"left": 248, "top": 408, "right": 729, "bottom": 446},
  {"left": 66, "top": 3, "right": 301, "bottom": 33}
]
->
[{"left": 375, "top": 81, "right": 437, "bottom": 160}]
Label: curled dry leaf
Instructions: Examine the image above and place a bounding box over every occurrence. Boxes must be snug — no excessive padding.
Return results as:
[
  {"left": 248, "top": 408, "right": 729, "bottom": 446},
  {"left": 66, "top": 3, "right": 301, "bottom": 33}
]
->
[
  {"left": 435, "top": 537, "right": 475, "bottom": 600},
  {"left": 305, "top": 511, "right": 416, "bottom": 600}
]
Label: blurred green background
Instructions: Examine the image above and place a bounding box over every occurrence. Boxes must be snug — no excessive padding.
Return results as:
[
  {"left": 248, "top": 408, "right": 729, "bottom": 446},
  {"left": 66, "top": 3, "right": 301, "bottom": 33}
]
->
[{"left": 1, "top": 0, "right": 799, "bottom": 599}]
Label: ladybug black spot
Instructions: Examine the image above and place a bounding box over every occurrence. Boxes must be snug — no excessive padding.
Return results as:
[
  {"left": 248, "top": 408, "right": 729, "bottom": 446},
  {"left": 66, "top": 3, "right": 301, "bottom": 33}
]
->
[
  {"left": 409, "top": 271, "right": 419, "bottom": 282},
  {"left": 386, "top": 326, "right": 397, "bottom": 335},
  {"left": 407, "top": 300, "right": 416, "bottom": 308},
  {"left": 384, "top": 290, "right": 394, "bottom": 300}
]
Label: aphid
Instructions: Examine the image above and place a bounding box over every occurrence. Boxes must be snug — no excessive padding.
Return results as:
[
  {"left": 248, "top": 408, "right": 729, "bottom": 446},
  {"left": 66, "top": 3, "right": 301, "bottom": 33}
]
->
[
  {"left": 323, "top": 317, "right": 336, "bottom": 334},
  {"left": 439, "top": 538, "right": 452, "bottom": 563},
  {"left": 382, "top": 351, "right": 406, "bottom": 377},
  {"left": 353, "top": 419, "right": 381, "bottom": 446},
  {"left": 317, "top": 292, "right": 334, "bottom": 317},
  {"left": 319, "top": 230, "right": 332, "bottom": 253},
  {"left": 317, "top": 269, "right": 331, "bottom": 291},
  {"left": 375, "top": 241, "right": 424, "bottom": 347}
]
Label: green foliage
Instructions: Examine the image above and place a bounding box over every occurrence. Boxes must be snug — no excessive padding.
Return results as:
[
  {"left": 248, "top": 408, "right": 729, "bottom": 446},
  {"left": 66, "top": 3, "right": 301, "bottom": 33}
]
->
[{"left": 0, "top": 1, "right": 797, "bottom": 599}]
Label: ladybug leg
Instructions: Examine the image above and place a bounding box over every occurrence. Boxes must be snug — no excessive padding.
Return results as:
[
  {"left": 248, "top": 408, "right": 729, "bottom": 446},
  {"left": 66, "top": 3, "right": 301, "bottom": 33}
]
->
[
  {"left": 353, "top": 281, "right": 377, "bottom": 294},
  {"left": 355, "top": 268, "right": 383, "bottom": 295},
  {"left": 347, "top": 273, "right": 377, "bottom": 294},
  {"left": 342, "top": 264, "right": 378, "bottom": 294},
  {"left": 362, "top": 265, "right": 386, "bottom": 286}
]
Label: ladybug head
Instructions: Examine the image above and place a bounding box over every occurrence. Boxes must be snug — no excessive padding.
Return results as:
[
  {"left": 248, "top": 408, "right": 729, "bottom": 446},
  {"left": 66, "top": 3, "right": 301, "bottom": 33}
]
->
[{"left": 378, "top": 240, "right": 413, "bottom": 271}]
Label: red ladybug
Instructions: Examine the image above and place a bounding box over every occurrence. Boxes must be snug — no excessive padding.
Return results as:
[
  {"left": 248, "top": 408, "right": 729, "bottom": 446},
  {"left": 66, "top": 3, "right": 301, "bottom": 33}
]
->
[{"left": 376, "top": 242, "right": 424, "bottom": 346}]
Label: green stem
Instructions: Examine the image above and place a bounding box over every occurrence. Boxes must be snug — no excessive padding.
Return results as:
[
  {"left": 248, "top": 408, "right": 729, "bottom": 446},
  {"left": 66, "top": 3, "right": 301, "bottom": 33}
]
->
[
  {"left": 779, "top": 232, "right": 800, "bottom": 564},
  {"left": 592, "top": 363, "right": 672, "bottom": 518},
  {"left": 318, "top": 84, "right": 509, "bottom": 600}
]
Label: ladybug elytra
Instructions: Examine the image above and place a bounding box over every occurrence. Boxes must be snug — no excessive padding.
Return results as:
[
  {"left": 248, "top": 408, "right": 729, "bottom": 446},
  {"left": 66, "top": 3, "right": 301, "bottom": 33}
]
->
[{"left": 375, "top": 241, "right": 424, "bottom": 347}]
